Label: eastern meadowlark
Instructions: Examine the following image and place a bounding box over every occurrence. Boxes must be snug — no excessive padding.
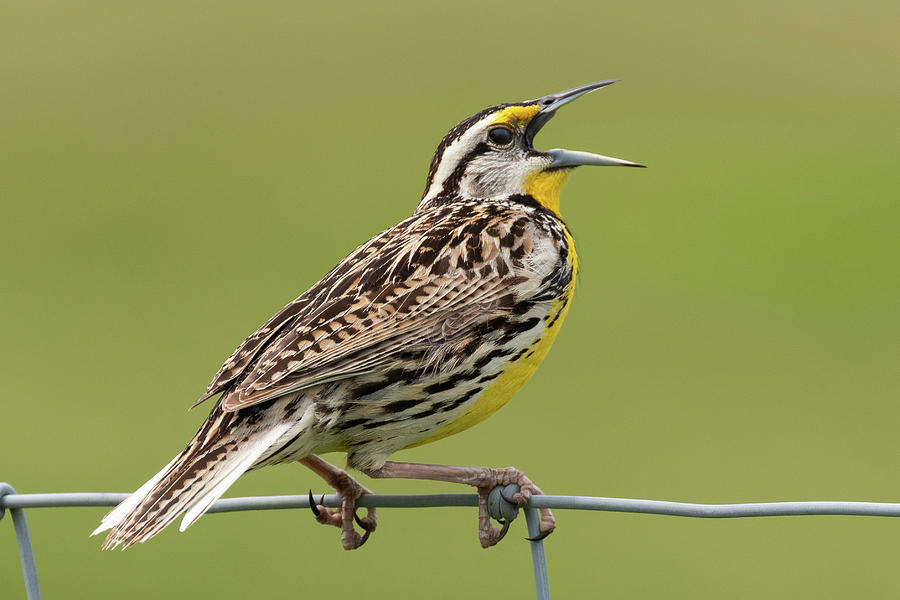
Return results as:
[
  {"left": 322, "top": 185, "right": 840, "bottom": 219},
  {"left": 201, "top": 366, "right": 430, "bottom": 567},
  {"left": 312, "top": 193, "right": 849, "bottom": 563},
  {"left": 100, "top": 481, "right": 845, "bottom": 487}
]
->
[{"left": 94, "top": 80, "right": 643, "bottom": 550}]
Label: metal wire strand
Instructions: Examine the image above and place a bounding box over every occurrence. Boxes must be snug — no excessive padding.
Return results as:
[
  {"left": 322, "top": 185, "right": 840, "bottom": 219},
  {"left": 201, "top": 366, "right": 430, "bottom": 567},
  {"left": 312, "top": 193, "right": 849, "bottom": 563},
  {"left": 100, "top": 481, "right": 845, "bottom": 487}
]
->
[
  {"left": 5, "top": 487, "right": 900, "bottom": 600},
  {"left": 6, "top": 491, "right": 900, "bottom": 517}
]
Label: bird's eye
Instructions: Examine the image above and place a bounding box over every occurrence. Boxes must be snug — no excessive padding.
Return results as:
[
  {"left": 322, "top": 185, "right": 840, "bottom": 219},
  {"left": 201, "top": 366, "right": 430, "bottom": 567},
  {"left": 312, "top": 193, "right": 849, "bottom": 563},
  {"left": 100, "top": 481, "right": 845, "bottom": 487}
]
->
[{"left": 487, "top": 126, "right": 514, "bottom": 146}]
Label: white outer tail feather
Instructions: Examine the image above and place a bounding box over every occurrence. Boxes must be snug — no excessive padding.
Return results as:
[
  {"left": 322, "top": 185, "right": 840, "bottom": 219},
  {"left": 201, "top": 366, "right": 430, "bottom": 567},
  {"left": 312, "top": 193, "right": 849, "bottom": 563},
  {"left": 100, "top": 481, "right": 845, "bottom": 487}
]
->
[
  {"left": 91, "top": 455, "right": 180, "bottom": 536},
  {"left": 92, "top": 422, "right": 292, "bottom": 543},
  {"left": 179, "top": 424, "right": 290, "bottom": 531}
]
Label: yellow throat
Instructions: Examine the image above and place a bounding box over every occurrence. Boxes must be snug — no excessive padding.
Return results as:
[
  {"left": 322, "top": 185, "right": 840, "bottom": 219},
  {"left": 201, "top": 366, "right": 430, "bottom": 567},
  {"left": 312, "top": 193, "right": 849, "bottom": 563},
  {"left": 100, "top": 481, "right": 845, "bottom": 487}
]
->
[{"left": 524, "top": 168, "right": 573, "bottom": 216}]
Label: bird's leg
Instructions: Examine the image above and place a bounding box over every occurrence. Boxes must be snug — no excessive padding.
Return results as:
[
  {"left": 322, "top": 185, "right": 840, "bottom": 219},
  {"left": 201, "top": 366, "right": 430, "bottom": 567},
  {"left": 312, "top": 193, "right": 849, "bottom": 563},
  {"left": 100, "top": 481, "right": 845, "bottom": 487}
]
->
[
  {"left": 298, "top": 455, "right": 377, "bottom": 550},
  {"left": 363, "top": 461, "right": 555, "bottom": 548}
]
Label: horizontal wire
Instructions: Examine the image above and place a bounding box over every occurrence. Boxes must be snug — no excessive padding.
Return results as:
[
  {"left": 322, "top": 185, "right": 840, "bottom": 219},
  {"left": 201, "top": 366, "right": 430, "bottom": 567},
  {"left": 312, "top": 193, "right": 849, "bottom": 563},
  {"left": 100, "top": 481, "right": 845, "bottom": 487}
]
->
[{"left": 4, "top": 492, "right": 900, "bottom": 518}]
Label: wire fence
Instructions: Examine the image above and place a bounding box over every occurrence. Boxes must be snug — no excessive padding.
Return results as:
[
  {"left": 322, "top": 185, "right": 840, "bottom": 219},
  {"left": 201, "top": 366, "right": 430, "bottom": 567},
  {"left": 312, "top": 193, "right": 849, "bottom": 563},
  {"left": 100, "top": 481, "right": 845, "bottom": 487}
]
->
[{"left": 5, "top": 482, "right": 900, "bottom": 600}]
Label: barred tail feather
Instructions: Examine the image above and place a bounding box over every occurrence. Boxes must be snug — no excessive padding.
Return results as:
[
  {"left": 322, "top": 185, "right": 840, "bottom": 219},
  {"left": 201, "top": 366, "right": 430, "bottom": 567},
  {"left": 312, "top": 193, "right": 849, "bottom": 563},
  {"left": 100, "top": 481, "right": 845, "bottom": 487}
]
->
[
  {"left": 91, "top": 455, "right": 180, "bottom": 537},
  {"left": 178, "top": 440, "right": 274, "bottom": 531},
  {"left": 94, "top": 422, "right": 291, "bottom": 549}
]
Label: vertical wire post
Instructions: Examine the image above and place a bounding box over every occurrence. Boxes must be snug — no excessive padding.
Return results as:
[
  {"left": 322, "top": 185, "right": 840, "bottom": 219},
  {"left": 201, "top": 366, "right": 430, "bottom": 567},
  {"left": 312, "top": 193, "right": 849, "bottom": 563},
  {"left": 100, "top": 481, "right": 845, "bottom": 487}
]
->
[
  {"left": 0, "top": 483, "right": 41, "bottom": 600},
  {"left": 524, "top": 507, "right": 550, "bottom": 600}
]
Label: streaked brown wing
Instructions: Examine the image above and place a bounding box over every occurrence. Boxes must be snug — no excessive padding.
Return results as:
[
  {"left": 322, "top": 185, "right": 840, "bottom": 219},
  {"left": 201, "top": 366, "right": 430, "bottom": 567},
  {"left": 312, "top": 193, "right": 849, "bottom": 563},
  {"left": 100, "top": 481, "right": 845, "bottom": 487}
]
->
[
  {"left": 220, "top": 273, "right": 514, "bottom": 411},
  {"left": 195, "top": 215, "right": 422, "bottom": 408},
  {"left": 195, "top": 205, "right": 537, "bottom": 412}
]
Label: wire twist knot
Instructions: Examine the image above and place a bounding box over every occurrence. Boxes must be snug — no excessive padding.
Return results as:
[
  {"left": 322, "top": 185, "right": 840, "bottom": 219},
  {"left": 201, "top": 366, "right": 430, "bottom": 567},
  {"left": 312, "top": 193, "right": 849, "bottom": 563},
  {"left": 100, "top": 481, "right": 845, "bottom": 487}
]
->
[
  {"left": 0, "top": 482, "right": 17, "bottom": 521},
  {"left": 487, "top": 483, "right": 521, "bottom": 523}
]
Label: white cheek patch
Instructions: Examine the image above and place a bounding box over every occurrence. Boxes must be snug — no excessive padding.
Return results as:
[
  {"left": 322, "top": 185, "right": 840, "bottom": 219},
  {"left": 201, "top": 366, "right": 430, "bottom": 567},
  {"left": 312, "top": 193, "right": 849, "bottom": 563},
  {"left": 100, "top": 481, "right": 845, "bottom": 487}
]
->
[{"left": 460, "top": 153, "right": 531, "bottom": 199}]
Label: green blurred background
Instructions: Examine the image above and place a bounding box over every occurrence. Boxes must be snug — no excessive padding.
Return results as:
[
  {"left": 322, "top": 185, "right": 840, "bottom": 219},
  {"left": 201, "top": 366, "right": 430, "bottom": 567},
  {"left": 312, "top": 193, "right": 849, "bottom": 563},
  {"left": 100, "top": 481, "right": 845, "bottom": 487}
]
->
[{"left": 2, "top": 1, "right": 898, "bottom": 597}]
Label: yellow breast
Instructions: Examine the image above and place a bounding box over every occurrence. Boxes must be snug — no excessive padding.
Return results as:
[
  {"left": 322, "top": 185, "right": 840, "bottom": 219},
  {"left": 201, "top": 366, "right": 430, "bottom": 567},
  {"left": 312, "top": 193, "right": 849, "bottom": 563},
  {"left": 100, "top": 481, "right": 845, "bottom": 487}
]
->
[{"left": 408, "top": 228, "right": 578, "bottom": 447}]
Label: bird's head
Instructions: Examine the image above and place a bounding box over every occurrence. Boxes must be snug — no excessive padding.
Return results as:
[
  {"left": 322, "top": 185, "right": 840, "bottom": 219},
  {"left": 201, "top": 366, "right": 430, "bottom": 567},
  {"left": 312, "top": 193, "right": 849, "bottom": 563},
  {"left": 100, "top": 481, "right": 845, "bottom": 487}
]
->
[{"left": 419, "top": 80, "right": 644, "bottom": 215}]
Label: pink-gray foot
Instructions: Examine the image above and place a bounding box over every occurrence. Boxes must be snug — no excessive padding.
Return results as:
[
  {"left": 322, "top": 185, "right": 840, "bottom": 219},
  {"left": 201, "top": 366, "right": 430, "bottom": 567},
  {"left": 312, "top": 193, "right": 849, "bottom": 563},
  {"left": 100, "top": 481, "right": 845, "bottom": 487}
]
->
[
  {"left": 299, "top": 455, "right": 377, "bottom": 550},
  {"left": 364, "top": 461, "right": 555, "bottom": 548}
]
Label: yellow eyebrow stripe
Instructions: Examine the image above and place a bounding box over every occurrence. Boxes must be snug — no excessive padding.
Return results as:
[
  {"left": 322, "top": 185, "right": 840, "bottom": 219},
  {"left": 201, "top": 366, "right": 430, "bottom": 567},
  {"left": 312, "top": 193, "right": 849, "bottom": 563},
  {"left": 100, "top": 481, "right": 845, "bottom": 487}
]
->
[{"left": 492, "top": 104, "right": 540, "bottom": 126}]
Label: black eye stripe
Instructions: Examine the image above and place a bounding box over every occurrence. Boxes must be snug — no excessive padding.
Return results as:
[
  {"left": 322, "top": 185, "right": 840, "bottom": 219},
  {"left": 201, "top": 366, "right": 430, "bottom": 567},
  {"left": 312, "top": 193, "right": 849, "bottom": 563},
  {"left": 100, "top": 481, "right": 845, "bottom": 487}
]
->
[{"left": 488, "top": 126, "right": 514, "bottom": 146}]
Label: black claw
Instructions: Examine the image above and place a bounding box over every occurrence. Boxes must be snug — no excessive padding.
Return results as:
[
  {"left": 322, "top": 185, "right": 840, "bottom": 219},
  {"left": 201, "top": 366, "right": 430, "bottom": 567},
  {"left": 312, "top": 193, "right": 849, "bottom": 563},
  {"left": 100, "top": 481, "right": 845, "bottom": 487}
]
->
[
  {"left": 357, "top": 527, "right": 371, "bottom": 547},
  {"left": 353, "top": 510, "right": 374, "bottom": 532},
  {"left": 525, "top": 529, "right": 553, "bottom": 542},
  {"left": 308, "top": 490, "right": 321, "bottom": 518},
  {"left": 495, "top": 519, "right": 511, "bottom": 543}
]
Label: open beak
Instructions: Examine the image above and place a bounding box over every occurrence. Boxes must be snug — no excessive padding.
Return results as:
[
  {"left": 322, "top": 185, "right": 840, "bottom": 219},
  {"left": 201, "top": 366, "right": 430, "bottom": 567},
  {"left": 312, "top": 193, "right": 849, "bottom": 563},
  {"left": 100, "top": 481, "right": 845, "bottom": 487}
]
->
[{"left": 525, "top": 80, "right": 646, "bottom": 168}]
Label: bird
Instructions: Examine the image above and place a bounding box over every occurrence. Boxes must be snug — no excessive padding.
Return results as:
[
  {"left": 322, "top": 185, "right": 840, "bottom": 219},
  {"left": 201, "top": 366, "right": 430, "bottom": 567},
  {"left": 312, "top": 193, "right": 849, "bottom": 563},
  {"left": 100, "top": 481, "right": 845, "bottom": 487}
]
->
[{"left": 93, "top": 80, "right": 643, "bottom": 551}]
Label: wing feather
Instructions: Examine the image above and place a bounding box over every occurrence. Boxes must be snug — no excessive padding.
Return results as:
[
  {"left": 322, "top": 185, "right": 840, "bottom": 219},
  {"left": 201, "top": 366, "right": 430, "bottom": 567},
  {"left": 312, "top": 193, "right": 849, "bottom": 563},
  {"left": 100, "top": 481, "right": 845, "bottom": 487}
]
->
[
  {"left": 221, "top": 274, "right": 511, "bottom": 411},
  {"left": 196, "top": 204, "right": 545, "bottom": 413}
]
